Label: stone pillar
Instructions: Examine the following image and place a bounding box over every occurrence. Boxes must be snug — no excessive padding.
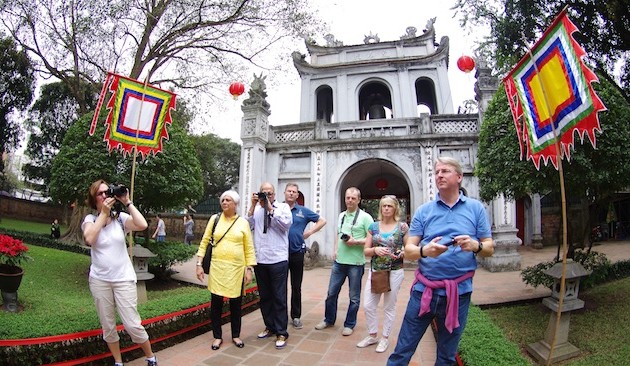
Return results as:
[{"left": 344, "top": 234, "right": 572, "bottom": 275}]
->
[
  {"left": 531, "top": 193, "right": 544, "bottom": 248},
  {"left": 480, "top": 194, "right": 522, "bottom": 272},
  {"left": 239, "top": 74, "right": 271, "bottom": 214}
]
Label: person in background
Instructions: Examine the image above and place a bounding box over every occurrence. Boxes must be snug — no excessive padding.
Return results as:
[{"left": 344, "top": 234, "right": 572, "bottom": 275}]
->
[
  {"left": 152, "top": 214, "right": 166, "bottom": 242},
  {"left": 195, "top": 190, "right": 256, "bottom": 350},
  {"left": 387, "top": 157, "right": 494, "bottom": 366},
  {"left": 246, "top": 182, "right": 293, "bottom": 349},
  {"left": 51, "top": 218, "right": 61, "bottom": 239},
  {"left": 358, "top": 195, "right": 408, "bottom": 353},
  {"left": 315, "top": 187, "right": 373, "bottom": 336},
  {"left": 81, "top": 179, "right": 157, "bottom": 366},
  {"left": 284, "top": 183, "right": 327, "bottom": 329},
  {"left": 183, "top": 214, "right": 194, "bottom": 245}
]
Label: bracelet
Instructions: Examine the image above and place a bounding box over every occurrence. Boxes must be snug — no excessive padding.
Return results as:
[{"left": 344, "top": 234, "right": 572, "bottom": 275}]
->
[
  {"left": 196, "top": 262, "right": 202, "bottom": 266},
  {"left": 125, "top": 202, "right": 133, "bottom": 208},
  {"left": 420, "top": 245, "right": 427, "bottom": 258}
]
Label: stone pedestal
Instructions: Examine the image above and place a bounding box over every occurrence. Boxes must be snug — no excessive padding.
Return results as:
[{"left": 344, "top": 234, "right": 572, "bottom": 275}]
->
[
  {"left": 479, "top": 226, "right": 522, "bottom": 272},
  {"left": 526, "top": 302, "right": 581, "bottom": 364},
  {"left": 526, "top": 261, "right": 590, "bottom": 364}
]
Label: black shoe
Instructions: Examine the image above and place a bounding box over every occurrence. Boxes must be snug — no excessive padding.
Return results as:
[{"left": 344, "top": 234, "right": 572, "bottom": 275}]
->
[
  {"left": 232, "top": 338, "right": 245, "bottom": 348},
  {"left": 211, "top": 339, "right": 223, "bottom": 350}
]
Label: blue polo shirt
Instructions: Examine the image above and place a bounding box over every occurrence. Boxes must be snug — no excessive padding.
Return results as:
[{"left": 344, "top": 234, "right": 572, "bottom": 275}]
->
[
  {"left": 288, "top": 204, "right": 321, "bottom": 254},
  {"left": 409, "top": 193, "right": 492, "bottom": 295}
]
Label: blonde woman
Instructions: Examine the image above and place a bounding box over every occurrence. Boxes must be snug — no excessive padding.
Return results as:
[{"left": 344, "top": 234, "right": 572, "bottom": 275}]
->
[{"left": 358, "top": 195, "right": 408, "bottom": 353}]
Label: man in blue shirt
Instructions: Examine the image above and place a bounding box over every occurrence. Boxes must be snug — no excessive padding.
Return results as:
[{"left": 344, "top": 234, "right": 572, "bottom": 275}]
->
[
  {"left": 284, "top": 183, "right": 327, "bottom": 329},
  {"left": 388, "top": 157, "right": 494, "bottom": 366}
]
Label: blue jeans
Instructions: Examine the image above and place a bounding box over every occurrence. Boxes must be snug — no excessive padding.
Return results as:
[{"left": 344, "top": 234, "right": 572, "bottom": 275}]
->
[
  {"left": 387, "top": 289, "right": 472, "bottom": 366},
  {"left": 324, "top": 261, "right": 364, "bottom": 329}
]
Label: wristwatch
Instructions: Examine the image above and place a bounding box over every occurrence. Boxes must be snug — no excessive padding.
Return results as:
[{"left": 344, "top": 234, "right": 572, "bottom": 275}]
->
[{"left": 474, "top": 241, "right": 484, "bottom": 254}]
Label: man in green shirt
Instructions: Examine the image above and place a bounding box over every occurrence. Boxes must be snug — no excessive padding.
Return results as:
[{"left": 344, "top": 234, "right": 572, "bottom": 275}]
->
[{"left": 315, "top": 187, "right": 374, "bottom": 336}]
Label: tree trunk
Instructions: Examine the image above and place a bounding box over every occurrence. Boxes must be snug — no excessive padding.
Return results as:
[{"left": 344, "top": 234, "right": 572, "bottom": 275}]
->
[{"left": 60, "top": 205, "right": 91, "bottom": 245}]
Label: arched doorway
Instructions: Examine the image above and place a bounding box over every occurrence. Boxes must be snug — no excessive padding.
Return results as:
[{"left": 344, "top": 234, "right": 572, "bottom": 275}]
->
[{"left": 338, "top": 158, "right": 412, "bottom": 221}]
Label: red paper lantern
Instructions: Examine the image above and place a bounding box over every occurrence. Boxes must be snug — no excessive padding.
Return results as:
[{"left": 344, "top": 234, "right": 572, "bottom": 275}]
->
[
  {"left": 375, "top": 178, "right": 389, "bottom": 191},
  {"left": 229, "top": 82, "right": 245, "bottom": 99},
  {"left": 456, "top": 55, "right": 475, "bottom": 73}
]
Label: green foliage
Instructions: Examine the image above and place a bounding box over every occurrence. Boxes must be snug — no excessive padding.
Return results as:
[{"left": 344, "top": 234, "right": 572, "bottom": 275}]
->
[
  {"left": 520, "top": 260, "right": 555, "bottom": 289},
  {"left": 520, "top": 249, "right": 615, "bottom": 289},
  {"left": 49, "top": 112, "right": 203, "bottom": 212},
  {"left": 460, "top": 306, "right": 530, "bottom": 366},
  {"left": 23, "top": 81, "right": 98, "bottom": 185},
  {"left": 0, "top": 35, "right": 35, "bottom": 171},
  {"left": 189, "top": 133, "right": 241, "bottom": 200},
  {"left": 143, "top": 240, "right": 197, "bottom": 280}
]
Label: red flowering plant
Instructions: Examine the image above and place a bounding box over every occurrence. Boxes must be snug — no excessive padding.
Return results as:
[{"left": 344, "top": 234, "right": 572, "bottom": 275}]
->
[{"left": 0, "top": 234, "right": 32, "bottom": 270}]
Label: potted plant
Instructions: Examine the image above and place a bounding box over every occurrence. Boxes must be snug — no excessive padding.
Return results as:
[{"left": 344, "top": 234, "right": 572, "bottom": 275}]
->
[{"left": 0, "top": 234, "right": 31, "bottom": 293}]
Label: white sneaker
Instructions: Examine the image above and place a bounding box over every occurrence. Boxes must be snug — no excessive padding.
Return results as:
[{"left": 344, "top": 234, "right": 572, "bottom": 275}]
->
[
  {"left": 356, "top": 336, "right": 379, "bottom": 348},
  {"left": 375, "top": 338, "right": 389, "bottom": 353},
  {"left": 342, "top": 327, "right": 353, "bottom": 336},
  {"left": 315, "top": 320, "right": 332, "bottom": 330}
]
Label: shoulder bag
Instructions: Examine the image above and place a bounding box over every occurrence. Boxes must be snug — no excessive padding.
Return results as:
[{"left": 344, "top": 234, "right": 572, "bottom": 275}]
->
[{"left": 201, "top": 213, "right": 239, "bottom": 274}]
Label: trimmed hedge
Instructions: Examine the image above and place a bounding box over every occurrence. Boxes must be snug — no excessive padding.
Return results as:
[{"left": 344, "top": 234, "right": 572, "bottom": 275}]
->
[{"left": 459, "top": 305, "right": 530, "bottom": 366}]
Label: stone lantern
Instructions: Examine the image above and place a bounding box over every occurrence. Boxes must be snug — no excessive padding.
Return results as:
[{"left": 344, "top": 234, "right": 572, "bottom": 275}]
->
[
  {"left": 526, "top": 260, "right": 591, "bottom": 364},
  {"left": 132, "top": 244, "right": 157, "bottom": 304}
]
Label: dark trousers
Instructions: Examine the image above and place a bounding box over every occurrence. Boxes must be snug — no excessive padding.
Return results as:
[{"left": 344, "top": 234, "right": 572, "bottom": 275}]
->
[
  {"left": 288, "top": 251, "right": 305, "bottom": 319},
  {"left": 255, "top": 261, "right": 289, "bottom": 337},
  {"left": 210, "top": 292, "right": 242, "bottom": 340}
]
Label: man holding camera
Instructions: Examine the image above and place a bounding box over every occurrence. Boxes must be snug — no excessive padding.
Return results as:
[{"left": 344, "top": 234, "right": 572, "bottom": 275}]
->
[
  {"left": 247, "top": 182, "right": 293, "bottom": 349},
  {"left": 315, "top": 187, "right": 373, "bottom": 336}
]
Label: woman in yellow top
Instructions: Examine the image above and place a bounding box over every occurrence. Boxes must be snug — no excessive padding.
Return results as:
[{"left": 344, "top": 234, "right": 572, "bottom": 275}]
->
[{"left": 195, "top": 190, "right": 257, "bottom": 350}]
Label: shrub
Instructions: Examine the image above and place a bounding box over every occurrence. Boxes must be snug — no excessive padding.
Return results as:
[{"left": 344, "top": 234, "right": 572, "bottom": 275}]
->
[
  {"left": 143, "top": 240, "right": 197, "bottom": 280},
  {"left": 521, "top": 249, "right": 612, "bottom": 289}
]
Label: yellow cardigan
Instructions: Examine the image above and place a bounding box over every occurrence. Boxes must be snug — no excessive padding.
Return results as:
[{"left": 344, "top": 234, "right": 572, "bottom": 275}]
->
[{"left": 196, "top": 214, "right": 257, "bottom": 298}]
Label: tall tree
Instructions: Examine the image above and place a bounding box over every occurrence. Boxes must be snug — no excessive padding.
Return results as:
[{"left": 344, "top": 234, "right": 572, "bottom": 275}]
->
[
  {"left": 476, "top": 75, "right": 630, "bottom": 244},
  {"left": 190, "top": 133, "right": 241, "bottom": 199},
  {"left": 453, "top": 0, "right": 630, "bottom": 99},
  {"left": 50, "top": 112, "right": 203, "bottom": 243},
  {"left": 0, "top": 36, "right": 35, "bottom": 166},
  {"left": 23, "top": 81, "right": 98, "bottom": 185},
  {"left": 1, "top": 0, "right": 324, "bottom": 114}
]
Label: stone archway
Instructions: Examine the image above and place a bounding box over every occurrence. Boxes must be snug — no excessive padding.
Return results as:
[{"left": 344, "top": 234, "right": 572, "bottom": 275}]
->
[{"left": 337, "top": 158, "right": 411, "bottom": 221}]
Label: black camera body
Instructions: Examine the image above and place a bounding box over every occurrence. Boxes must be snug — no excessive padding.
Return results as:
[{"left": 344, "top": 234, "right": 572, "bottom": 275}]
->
[
  {"left": 257, "top": 191, "right": 267, "bottom": 202},
  {"left": 340, "top": 233, "right": 350, "bottom": 241},
  {"left": 107, "top": 184, "right": 128, "bottom": 197}
]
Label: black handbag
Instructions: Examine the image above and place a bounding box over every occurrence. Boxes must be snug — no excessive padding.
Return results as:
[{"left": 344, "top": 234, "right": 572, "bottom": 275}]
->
[{"left": 201, "top": 213, "right": 239, "bottom": 274}]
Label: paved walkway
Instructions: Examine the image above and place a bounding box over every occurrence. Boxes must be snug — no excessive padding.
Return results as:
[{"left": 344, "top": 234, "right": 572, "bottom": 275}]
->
[{"left": 127, "top": 241, "right": 630, "bottom": 366}]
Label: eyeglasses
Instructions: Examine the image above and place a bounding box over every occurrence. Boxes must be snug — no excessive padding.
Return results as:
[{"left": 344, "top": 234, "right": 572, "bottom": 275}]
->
[{"left": 96, "top": 190, "right": 108, "bottom": 197}]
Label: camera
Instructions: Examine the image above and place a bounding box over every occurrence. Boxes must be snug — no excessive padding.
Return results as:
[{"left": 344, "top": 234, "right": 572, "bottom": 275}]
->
[
  {"left": 340, "top": 233, "right": 350, "bottom": 241},
  {"left": 107, "top": 184, "right": 128, "bottom": 197},
  {"left": 257, "top": 191, "right": 267, "bottom": 202}
]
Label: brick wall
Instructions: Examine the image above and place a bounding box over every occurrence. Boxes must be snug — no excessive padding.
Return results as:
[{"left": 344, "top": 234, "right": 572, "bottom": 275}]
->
[{"left": 0, "top": 196, "right": 71, "bottom": 225}]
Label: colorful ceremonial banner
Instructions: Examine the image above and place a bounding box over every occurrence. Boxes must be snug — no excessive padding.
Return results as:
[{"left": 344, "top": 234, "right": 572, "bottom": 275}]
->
[
  {"left": 90, "top": 73, "right": 177, "bottom": 157},
  {"left": 503, "top": 10, "right": 606, "bottom": 169}
]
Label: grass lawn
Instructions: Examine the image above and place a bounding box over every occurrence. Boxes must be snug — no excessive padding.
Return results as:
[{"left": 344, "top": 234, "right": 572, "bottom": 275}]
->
[
  {"left": 0, "top": 244, "right": 208, "bottom": 339},
  {"left": 0, "top": 217, "right": 68, "bottom": 236},
  {"left": 485, "top": 277, "right": 630, "bottom": 365}
]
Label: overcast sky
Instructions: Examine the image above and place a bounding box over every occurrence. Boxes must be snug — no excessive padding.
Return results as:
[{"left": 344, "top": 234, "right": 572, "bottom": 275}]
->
[{"left": 207, "top": 0, "right": 487, "bottom": 142}]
